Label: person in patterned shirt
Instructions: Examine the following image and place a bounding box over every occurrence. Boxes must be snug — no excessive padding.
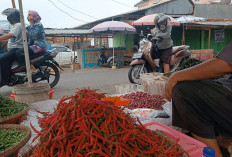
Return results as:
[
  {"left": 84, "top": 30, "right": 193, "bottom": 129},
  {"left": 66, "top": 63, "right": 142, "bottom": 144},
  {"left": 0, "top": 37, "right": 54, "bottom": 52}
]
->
[{"left": 165, "top": 41, "right": 232, "bottom": 157}]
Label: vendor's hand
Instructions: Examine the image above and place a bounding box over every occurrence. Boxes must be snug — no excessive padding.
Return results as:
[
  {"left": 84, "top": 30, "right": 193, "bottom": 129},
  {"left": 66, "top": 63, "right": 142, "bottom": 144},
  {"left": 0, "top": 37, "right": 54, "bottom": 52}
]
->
[{"left": 165, "top": 75, "right": 178, "bottom": 101}]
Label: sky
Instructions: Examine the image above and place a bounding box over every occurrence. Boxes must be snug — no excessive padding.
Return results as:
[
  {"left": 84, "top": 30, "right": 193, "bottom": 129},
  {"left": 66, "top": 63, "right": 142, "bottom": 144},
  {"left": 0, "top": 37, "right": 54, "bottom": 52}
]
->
[{"left": 0, "top": 0, "right": 140, "bottom": 28}]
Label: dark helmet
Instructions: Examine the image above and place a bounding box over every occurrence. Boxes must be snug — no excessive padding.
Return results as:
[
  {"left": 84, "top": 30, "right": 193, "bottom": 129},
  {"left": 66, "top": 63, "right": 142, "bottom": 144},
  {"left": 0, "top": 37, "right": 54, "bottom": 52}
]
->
[
  {"left": 158, "top": 13, "right": 165, "bottom": 18},
  {"left": 157, "top": 15, "right": 170, "bottom": 30},
  {"left": 153, "top": 13, "right": 165, "bottom": 26},
  {"left": 1, "top": 8, "right": 20, "bottom": 25}
]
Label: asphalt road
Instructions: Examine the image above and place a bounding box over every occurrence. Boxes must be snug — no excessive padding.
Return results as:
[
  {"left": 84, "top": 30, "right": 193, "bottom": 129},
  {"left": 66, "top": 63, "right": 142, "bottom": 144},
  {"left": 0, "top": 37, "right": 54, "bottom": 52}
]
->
[{"left": 0, "top": 67, "right": 131, "bottom": 100}]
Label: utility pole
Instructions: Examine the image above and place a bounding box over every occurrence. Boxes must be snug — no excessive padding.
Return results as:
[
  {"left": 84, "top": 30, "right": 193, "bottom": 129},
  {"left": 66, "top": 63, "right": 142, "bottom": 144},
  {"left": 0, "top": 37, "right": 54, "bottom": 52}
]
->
[
  {"left": 11, "top": 0, "right": 16, "bottom": 8},
  {"left": 18, "top": 0, "right": 32, "bottom": 84}
]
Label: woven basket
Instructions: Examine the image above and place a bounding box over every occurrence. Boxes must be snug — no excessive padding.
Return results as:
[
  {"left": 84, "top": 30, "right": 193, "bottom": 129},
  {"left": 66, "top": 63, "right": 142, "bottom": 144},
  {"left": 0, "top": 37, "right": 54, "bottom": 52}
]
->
[
  {"left": 0, "top": 104, "right": 30, "bottom": 124},
  {"left": 0, "top": 124, "right": 31, "bottom": 157}
]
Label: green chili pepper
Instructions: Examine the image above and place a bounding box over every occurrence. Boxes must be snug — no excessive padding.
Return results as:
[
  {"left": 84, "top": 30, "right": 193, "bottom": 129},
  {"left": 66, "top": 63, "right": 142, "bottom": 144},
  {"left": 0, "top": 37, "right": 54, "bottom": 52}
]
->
[{"left": 0, "top": 128, "right": 26, "bottom": 151}]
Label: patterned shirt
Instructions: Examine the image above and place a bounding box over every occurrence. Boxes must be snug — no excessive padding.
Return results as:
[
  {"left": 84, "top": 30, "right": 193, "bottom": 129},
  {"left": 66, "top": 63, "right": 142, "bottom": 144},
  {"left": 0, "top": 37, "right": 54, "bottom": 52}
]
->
[{"left": 26, "top": 21, "right": 47, "bottom": 48}]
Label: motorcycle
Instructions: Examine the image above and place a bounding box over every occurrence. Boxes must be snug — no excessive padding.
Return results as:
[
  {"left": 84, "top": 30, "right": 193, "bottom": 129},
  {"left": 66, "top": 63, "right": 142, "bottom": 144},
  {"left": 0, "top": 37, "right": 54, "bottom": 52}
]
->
[
  {"left": 128, "top": 34, "right": 191, "bottom": 84},
  {"left": 97, "top": 48, "right": 120, "bottom": 68},
  {"left": 5, "top": 49, "right": 63, "bottom": 88}
]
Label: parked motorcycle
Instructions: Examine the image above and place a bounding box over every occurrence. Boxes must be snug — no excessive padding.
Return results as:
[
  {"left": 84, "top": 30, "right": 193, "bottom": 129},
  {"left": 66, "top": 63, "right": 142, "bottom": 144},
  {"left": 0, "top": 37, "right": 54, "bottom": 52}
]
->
[
  {"left": 97, "top": 48, "right": 120, "bottom": 68},
  {"left": 5, "top": 49, "right": 63, "bottom": 88},
  {"left": 128, "top": 34, "right": 191, "bottom": 84}
]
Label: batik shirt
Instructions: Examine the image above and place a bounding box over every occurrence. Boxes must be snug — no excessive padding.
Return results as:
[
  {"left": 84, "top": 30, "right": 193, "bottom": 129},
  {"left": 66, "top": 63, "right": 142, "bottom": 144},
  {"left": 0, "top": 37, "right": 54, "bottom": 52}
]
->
[{"left": 26, "top": 21, "right": 47, "bottom": 48}]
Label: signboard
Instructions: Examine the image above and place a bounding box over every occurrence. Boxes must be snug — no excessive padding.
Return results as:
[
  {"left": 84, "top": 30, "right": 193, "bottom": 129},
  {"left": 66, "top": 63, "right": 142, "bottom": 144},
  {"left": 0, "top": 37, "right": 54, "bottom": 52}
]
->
[
  {"left": 83, "top": 48, "right": 125, "bottom": 68},
  {"left": 53, "top": 37, "right": 64, "bottom": 43},
  {"left": 190, "top": 49, "right": 214, "bottom": 61},
  {"left": 46, "top": 37, "right": 53, "bottom": 44},
  {"left": 64, "top": 37, "right": 74, "bottom": 43},
  {"left": 214, "top": 29, "right": 224, "bottom": 43}
]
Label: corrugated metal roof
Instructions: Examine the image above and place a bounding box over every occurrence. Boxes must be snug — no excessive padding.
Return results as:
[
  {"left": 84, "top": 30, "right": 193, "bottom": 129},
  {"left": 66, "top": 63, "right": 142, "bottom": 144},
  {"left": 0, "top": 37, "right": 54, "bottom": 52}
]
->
[
  {"left": 134, "top": 0, "right": 147, "bottom": 7},
  {"left": 195, "top": 21, "right": 232, "bottom": 26},
  {"left": 194, "top": 4, "right": 232, "bottom": 20},
  {"left": 74, "top": 0, "right": 193, "bottom": 29},
  {"left": 45, "top": 29, "right": 89, "bottom": 35}
]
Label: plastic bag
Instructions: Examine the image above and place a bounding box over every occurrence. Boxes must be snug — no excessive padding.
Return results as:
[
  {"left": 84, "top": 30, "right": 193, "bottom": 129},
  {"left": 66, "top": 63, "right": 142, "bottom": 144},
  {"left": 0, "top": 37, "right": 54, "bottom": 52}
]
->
[
  {"left": 162, "top": 101, "right": 172, "bottom": 117},
  {"left": 128, "top": 108, "right": 169, "bottom": 121}
]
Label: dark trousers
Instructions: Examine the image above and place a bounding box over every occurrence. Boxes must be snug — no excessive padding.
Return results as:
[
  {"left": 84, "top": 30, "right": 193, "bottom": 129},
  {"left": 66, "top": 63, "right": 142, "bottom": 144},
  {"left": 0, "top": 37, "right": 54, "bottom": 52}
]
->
[
  {"left": 15, "top": 47, "right": 35, "bottom": 65},
  {"left": 0, "top": 48, "right": 18, "bottom": 86},
  {"left": 172, "top": 80, "right": 232, "bottom": 139}
]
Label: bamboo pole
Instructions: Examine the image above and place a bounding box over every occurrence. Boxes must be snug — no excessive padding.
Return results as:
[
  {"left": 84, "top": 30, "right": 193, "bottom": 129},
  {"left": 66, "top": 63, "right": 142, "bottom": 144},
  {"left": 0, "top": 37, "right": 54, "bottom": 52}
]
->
[
  {"left": 208, "top": 29, "right": 211, "bottom": 49},
  {"left": 11, "top": 0, "right": 16, "bottom": 8},
  {"left": 18, "top": 0, "right": 32, "bottom": 84},
  {"left": 182, "top": 25, "right": 185, "bottom": 45}
]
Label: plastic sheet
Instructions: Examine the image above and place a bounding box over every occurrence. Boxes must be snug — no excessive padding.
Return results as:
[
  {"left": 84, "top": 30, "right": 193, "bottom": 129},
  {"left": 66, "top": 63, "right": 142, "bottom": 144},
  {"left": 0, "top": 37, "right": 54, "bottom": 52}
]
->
[
  {"left": 162, "top": 101, "right": 172, "bottom": 117},
  {"left": 19, "top": 99, "right": 58, "bottom": 156}
]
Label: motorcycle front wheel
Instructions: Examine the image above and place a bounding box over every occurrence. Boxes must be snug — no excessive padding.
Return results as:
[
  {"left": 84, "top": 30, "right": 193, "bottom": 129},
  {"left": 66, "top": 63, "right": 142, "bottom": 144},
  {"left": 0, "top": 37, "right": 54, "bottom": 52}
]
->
[
  {"left": 128, "top": 64, "right": 147, "bottom": 84},
  {"left": 34, "top": 62, "right": 60, "bottom": 88}
]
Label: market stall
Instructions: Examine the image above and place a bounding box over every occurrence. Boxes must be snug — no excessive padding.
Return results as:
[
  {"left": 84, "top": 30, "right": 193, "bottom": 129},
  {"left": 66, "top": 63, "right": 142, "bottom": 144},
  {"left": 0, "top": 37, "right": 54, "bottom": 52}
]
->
[
  {"left": 83, "top": 47, "right": 125, "bottom": 68},
  {"left": 0, "top": 84, "right": 211, "bottom": 157},
  {"left": 89, "top": 21, "right": 136, "bottom": 69}
]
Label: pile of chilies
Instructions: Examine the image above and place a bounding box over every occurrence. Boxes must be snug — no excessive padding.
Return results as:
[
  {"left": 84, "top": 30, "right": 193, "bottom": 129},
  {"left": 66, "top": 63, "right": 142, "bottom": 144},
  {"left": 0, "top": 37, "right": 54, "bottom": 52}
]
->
[{"left": 30, "top": 89, "right": 186, "bottom": 157}]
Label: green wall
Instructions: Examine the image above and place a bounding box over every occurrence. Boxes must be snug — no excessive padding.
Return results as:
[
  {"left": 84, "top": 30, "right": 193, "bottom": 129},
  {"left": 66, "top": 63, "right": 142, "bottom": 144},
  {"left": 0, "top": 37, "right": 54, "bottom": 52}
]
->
[
  {"left": 172, "top": 27, "right": 232, "bottom": 53},
  {"left": 114, "top": 27, "right": 232, "bottom": 53},
  {"left": 113, "top": 34, "right": 134, "bottom": 51},
  {"left": 210, "top": 29, "right": 232, "bottom": 53}
]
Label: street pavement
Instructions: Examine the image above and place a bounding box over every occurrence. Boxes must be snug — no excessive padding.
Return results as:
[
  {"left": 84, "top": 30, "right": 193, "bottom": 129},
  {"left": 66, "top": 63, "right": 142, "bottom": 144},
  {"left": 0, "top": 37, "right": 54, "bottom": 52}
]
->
[{"left": 0, "top": 67, "right": 131, "bottom": 100}]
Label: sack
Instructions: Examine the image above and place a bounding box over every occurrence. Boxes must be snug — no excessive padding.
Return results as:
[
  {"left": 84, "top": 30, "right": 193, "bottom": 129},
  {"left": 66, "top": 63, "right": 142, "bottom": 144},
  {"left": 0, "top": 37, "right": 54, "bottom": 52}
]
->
[
  {"left": 140, "top": 73, "right": 168, "bottom": 97},
  {"left": 29, "top": 45, "right": 45, "bottom": 54}
]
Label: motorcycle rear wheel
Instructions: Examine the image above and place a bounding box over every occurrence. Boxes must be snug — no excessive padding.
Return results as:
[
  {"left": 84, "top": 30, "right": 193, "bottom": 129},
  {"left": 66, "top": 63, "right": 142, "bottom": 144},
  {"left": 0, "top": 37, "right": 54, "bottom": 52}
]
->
[
  {"left": 109, "top": 60, "right": 119, "bottom": 68},
  {"left": 35, "top": 62, "right": 60, "bottom": 88},
  {"left": 98, "top": 61, "right": 103, "bottom": 67},
  {"left": 128, "top": 64, "right": 147, "bottom": 84}
]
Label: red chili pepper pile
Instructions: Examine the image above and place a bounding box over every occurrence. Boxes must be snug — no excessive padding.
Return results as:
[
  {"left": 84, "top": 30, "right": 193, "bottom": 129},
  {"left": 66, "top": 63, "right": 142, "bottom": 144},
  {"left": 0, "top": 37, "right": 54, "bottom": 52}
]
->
[
  {"left": 30, "top": 88, "right": 186, "bottom": 157},
  {"left": 121, "top": 92, "right": 166, "bottom": 110}
]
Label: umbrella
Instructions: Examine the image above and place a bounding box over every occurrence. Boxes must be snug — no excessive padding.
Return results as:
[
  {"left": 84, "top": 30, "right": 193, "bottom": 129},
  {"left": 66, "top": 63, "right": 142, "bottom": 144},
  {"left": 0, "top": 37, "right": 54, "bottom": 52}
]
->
[
  {"left": 89, "top": 21, "right": 136, "bottom": 68},
  {"left": 132, "top": 14, "right": 180, "bottom": 26},
  {"left": 0, "top": 20, "right": 12, "bottom": 31}
]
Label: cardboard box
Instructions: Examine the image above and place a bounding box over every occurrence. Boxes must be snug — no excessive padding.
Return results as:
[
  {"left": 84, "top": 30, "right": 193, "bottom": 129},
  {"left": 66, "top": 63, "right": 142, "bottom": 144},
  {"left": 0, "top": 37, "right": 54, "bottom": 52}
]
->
[
  {"left": 70, "top": 63, "right": 80, "bottom": 70},
  {"left": 190, "top": 49, "right": 214, "bottom": 61}
]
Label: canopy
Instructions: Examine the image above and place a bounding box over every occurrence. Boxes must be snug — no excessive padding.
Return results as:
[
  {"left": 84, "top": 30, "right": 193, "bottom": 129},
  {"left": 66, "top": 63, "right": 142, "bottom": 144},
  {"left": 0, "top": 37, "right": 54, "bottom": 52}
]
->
[
  {"left": 132, "top": 14, "right": 180, "bottom": 26},
  {"left": 0, "top": 20, "right": 12, "bottom": 31},
  {"left": 89, "top": 21, "right": 136, "bottom": 34},
  {"left": 176, "top": 16, "right": 207, "bottom": 24}
]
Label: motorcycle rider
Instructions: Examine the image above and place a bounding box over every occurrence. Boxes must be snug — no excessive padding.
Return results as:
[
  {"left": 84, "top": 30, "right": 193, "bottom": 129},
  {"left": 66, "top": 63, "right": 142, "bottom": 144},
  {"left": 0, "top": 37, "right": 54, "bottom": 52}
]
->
[
  {"left": 153, "top": 14, "right": 173, "bottom": 74},
  {"left": 0, "top": 8, "right": 23, "bottom": 86},
  {"left": 15, "top": 10, "right": 47, "bottom": 74}
]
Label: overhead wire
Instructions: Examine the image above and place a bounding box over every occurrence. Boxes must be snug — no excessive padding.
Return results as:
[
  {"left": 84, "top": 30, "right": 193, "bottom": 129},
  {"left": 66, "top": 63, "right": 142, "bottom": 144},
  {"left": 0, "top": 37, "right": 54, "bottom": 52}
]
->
[
  {"left": 56, "top": 0, "right": 98, "bottom": 20},
  {"left": 111, "top": 0, "right": 134, "bottom": 9},
  {"left": 47, "top": 0, "right": 87, "bottom": 23}
]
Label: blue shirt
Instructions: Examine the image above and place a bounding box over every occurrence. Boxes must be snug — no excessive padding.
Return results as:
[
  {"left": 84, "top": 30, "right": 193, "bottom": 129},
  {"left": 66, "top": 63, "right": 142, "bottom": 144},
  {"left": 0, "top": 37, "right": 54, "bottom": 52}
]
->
[{"left": 26, "top": 21, "right": 47, "bottom": 48}]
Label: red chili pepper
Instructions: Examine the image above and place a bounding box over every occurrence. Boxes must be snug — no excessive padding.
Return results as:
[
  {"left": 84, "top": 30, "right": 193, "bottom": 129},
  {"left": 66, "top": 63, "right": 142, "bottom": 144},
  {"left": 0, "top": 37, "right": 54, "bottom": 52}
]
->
[{"left": 30, "top": 88, "right": 186, "bottom": 157}]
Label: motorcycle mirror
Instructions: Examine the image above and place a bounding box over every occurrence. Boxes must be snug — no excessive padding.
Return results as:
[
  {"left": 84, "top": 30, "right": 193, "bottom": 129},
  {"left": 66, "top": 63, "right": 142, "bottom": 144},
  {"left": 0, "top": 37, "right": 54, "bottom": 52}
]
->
[
  {"left": 147, "top": 34, "right": 153, "bottom": 41},
  {"left": 185, "top": 45, "right": 190, "bottom": 49}
]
